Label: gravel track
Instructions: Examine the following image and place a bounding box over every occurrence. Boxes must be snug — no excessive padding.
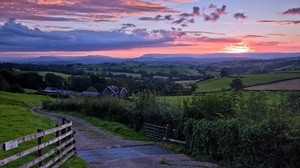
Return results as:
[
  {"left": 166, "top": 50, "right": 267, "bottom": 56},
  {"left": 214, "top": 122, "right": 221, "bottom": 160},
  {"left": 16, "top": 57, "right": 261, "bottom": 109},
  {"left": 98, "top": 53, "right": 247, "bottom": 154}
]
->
[{"left": 34, "top": 107, "right": 219, "bottom": 168}]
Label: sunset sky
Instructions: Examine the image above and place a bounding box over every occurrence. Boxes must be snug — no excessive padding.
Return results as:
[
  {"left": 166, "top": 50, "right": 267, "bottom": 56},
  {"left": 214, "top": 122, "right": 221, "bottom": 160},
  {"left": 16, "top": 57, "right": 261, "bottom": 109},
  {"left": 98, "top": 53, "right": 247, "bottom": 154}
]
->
[{"left": 0, "top": 0, "right": 300, "bottom": 58}]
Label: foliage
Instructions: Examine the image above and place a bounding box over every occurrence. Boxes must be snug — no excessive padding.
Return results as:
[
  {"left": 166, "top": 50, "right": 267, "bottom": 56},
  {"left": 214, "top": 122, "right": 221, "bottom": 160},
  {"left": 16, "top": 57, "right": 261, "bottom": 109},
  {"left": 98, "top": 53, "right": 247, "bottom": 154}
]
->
[
  {"left": 43, "top": 90, "right": 300, "bottom": 167},
  {"left": 44, "top": 73, "right": 64, "bottom": 88},
  {"left": 183, "top": 92, "right": 300, "bottom": 167},
  {"left": 183, "top": 92, "right": 237, "bottom": 120},
  {"left": 220, "top": 68, "right": 229, "bottom": 77},
  {"left": 17, "top": 72, "right": 45, "bottom": 90},
  {"left": 230, "top": 78, "right": 244, "bottom": 91}
]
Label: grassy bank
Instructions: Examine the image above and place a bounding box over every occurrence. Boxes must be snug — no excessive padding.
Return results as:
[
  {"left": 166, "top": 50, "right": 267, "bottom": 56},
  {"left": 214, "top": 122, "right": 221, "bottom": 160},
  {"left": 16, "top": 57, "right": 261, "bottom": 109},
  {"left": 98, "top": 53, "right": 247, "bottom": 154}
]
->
[{"left": 0, "top": 92, "right": 86, "bottom": 168}]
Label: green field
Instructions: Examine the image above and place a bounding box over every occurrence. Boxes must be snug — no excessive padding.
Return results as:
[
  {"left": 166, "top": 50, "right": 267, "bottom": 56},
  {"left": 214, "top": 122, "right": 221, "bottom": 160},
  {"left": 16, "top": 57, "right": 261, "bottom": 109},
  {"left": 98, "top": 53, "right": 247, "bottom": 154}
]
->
[
  {"left": 37, "top": 71, "right": 71, "bottom": 79},
  {"left": 196, "top": 71, "right": 300, "bottom": 92},
  {"left": 0, "top": 92, "right": 85, "bottom": 167},
  {"left": 21, "top": 71, "right": 71, "bottom": 79}
]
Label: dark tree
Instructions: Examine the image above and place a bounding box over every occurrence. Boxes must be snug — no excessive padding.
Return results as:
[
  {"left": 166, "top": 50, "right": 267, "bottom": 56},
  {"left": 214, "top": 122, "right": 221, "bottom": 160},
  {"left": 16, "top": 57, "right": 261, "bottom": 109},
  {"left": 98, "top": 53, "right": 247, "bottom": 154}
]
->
[
  {"left": 0, "top": 69, "right": 17, "bottom": 85},
  {"left": 230, "top": 78, "right": 245, "bottom": 91},
  {"left": 10, "top": 83, "right": 24, "bottom": 93},
  {"left": 220, "top": 68, "right": 229, "bottom": 77},
  {"left": 17, "top": 72, "right": 45, "bottom": 90},
  {"left": 0, "top": 74, "right": 9, "bottom": 91},
  {"left": 70, "top": 76, "right": 92, "bottom": 92},
  {"left": 45, "top": 73, "right": 64, "bottom": 88}
]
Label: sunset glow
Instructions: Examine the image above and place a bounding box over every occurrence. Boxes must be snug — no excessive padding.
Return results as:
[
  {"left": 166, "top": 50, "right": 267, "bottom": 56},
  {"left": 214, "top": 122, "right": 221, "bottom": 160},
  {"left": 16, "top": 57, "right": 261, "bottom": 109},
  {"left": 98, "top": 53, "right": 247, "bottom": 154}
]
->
[
  {"left": 223, "top": 42, "right": 252, "bottom": 53},
  {"left": 0, "top": 0, "right": 299, "bottom": 58}
]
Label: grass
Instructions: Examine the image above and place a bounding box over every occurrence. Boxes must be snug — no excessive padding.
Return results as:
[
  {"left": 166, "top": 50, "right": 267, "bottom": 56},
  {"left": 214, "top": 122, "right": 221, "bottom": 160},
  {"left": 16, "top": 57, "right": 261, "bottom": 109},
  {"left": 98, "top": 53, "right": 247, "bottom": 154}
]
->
[
  {"left": 48, "top": 111, "right": 151, "bottom": 141},
  {"left": 110, "top": 72, "right": 142, "bottom": 78},
  {"left": 0, "top": 92, "right": 86, "bottom": 168},
  {"left": 196, "top": 71, "right": 300, "bottom": 92},
  {"left": 157, "top": 95, "right": 191, "bottom": 104}
]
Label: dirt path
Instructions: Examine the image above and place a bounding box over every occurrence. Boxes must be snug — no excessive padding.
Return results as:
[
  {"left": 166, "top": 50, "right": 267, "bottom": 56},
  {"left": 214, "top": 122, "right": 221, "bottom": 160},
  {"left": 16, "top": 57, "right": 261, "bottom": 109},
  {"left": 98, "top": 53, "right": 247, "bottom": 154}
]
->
[{"left": 34, "top": 107, "right": 219, "bottom": 168}]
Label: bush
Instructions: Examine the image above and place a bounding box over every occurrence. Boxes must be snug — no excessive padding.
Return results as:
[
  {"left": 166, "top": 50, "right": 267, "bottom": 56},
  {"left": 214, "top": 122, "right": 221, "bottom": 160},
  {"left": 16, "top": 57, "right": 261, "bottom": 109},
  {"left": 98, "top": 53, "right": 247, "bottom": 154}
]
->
[{"left": 184, "top": 118, "right": 299, "bottom": 167}]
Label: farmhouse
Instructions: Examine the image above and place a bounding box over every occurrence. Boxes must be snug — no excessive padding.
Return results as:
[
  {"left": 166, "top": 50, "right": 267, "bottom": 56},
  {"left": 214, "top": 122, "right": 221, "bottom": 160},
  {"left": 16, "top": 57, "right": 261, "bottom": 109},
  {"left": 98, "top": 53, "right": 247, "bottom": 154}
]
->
[{"left": 102, "top": 85, "right": 128, "bottom": 98}]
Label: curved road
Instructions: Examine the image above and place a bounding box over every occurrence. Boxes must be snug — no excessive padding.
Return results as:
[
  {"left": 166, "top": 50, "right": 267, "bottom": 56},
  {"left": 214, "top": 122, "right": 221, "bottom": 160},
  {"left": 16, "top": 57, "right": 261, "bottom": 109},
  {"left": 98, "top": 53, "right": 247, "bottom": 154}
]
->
[{"left": 34, "top": 107, "right": 219, "bottom": 168}]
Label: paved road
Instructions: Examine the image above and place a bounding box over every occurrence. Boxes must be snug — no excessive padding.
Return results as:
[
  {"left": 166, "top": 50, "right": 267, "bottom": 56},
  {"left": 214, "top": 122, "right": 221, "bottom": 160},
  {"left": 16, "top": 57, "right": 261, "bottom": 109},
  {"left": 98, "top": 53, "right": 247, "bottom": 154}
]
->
[{"left": 34, "top": 107, "right": 219, "bottom": 168}]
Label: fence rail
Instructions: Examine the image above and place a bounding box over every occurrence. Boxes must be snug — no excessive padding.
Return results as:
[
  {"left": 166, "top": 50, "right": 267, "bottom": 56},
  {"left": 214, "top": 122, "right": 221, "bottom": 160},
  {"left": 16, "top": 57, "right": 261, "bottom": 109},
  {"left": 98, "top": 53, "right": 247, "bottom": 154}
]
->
[
  {"left": 0, "top": 118, "right": 76, "bottom": 168},
  {"left": 144, "top": 122, "right": 186, "bottom": 145}
]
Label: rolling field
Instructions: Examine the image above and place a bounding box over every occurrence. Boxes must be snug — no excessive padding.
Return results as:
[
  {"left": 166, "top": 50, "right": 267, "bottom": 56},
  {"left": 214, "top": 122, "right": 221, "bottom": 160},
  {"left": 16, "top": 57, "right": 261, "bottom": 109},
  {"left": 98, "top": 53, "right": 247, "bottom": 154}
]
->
[
  {"left": 196, "top": 71, "right": 300, "bottom": 92},
  {"left": 37, "top": 71, "right": 71, "bottom": 79},
  {"left": 245, "top": 78, "right": 300, "bottom": 91},
  {"left": 0, "top": 92, "right": 85, "bottom": 167}
]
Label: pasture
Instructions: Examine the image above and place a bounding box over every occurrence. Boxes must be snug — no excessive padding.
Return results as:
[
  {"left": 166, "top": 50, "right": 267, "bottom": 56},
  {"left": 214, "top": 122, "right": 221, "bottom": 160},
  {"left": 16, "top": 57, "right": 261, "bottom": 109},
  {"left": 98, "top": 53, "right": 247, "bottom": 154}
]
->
[
  {"left": 196, "top": 71, "right": 300, "bottom": 92},
  {"left": 0, "top": 92, "right": 85, "bottom": 167}
]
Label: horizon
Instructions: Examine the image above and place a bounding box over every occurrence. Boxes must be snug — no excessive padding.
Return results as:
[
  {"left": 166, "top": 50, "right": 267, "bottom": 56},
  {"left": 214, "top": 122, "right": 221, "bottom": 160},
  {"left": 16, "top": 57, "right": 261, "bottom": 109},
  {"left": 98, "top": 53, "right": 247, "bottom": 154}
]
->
[{"left": 1, "top": 1, "right": 300, "bottom": 58}]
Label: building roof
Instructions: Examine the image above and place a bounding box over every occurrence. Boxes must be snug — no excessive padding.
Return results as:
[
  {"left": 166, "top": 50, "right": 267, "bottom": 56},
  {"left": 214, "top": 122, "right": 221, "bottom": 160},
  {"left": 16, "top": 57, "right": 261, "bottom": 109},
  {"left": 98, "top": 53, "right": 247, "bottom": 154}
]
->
[{"left": 78, "top": 91, "right": 100, "bottom": 97}]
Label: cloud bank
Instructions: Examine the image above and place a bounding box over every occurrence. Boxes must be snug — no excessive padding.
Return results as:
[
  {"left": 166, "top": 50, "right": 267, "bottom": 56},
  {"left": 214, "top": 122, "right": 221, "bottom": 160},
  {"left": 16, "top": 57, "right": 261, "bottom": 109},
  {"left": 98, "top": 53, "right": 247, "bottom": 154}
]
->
[{"left": 0, "top": 18, "right": 175, "bottom": 52}]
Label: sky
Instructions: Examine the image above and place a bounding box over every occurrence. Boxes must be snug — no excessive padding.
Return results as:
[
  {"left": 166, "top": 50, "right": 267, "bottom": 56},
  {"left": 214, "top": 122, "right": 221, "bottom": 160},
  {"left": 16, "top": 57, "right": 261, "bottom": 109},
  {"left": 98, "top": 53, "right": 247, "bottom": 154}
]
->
[{"left": 0, "top": 0, "right": 300, "bottom": 58}]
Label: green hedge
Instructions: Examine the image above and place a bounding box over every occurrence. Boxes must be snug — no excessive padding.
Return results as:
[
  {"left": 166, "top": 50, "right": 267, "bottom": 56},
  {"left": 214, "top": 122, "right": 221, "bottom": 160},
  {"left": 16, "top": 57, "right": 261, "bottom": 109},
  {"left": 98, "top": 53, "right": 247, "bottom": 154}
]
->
[{"left": 184, "top": 118, "right": 300, "bottom": 167}]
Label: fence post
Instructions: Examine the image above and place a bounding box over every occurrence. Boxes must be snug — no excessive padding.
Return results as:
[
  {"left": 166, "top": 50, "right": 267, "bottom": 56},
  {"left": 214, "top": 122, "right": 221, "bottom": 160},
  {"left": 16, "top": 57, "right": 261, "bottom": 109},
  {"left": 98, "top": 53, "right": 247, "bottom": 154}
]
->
[
  {"left": 164, "top": 124, "right": 170, "bottom": 141},
  {"left": 56, "top": 124, "right": 61, "bottom": 162},
  {"left": 37, "top": 129, "right": 44, "bottom": 167}
]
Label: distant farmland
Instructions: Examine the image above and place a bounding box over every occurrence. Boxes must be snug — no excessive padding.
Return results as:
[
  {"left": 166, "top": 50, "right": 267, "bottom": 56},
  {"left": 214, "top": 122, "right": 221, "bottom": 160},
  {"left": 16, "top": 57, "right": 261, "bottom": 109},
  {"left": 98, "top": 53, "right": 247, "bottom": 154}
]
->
[
  {"left": 196, "top": 71, "right": 300, "bottom": 92},
  {"left": 245, "top": 78, "right": 300, "bottom": 91}
]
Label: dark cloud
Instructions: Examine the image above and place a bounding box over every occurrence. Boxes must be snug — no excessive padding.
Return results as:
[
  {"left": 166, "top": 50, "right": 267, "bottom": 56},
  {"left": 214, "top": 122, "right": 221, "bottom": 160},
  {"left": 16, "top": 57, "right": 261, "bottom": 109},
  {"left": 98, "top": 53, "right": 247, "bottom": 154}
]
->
[
  {"left": 188, "top": 18, "right": 195, "bottom": 23},
  {"left": 164, "top": 15, "right": 173, "bottom": 20},
  {"left": 234, "top": 12, "right": 247, "bottom": 19},
  {"left": 258, "top": 20, "right": 300, "bottom": 25},
  {"left": 193, "top": 6, "right": 200, "bottom": 16},
  {"left": 179, "top": 13, "right": 194, "bottom": 17},
  {"left": 0, "top": 18, "right": 174, "bottom": 52},
  {"left": 0, "top": 0, "right": 176, "bottom": 23},
  {"left": 203, "top": 5, "right": 227, "bottom": 21},
  {"left": 181, "top": 24, "right": 188, "bottom": 27},
  {"left": 208, "top": 4, "right": 217, "bottom": 9},
  {"left": 121, "top": 23, "right": 136, "bottom": 29},
  {"left": 139, "top": 14, "right": 173, "bottom": 21},
  {"left": 282, "top": 7, "right": 300, "bottom": 15},
  {"left": 172, "top": 18, "right": 186, "bottom": 24}
]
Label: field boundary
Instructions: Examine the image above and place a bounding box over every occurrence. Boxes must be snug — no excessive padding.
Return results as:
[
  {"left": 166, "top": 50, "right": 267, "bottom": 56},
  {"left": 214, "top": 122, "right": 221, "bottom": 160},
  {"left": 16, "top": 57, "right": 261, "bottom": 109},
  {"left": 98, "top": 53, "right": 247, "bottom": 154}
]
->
[
  {"left": 0, "top": 118, "right": 76, "bottom": 168},
  {"left": 244, "top": 77, "right": 300, "bottom": 88},
  {"left": 144, "top": 122, "right": 185, "bottom": 145}
]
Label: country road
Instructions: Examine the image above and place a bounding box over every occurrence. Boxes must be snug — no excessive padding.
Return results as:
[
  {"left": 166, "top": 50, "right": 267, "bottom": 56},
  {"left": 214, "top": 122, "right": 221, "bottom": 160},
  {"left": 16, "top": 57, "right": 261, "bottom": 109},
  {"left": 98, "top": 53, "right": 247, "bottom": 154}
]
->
[{"left": 33, "top": 107, "right": 219, "bottom": 168}]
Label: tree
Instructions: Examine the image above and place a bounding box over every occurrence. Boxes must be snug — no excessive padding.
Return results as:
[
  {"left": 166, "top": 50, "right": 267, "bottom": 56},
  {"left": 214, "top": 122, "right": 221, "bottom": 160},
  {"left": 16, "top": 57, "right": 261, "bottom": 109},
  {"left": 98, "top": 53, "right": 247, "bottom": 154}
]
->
[
  {"left": 17, "top": 72, "right": 45, "bottom": 90},
  {"left": 45, "top": 73, "right": 64, "bottom": 88},
  {"left": 0, "top": 69, "right": 17, "bottom": 85},
  {"left": 230, "top": 78, "right": 244, "bottom": 91},
  {"left": 220, "top": 68, "right": 229, "bottom": 77},
  {"left": 0, "top": 74, "right": 9, "bottom": 91}
]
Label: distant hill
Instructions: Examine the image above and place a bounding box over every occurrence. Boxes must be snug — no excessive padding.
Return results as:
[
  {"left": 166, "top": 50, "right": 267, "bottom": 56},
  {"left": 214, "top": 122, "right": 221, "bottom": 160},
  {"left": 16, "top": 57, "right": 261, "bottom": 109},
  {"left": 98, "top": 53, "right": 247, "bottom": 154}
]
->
[
  {"left": 140, "top": 53, "right": 300, "bottom": 59},
  {"left": 0, "top": 52, "right": 299, "bottom": 64}
]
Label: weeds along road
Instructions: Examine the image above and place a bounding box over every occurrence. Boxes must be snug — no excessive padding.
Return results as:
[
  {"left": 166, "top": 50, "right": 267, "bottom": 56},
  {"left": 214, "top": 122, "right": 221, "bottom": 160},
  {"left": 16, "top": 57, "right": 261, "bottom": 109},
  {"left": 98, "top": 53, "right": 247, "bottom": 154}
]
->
[{"left": 33, "top": 106, "right": 219, "bottom": 168}]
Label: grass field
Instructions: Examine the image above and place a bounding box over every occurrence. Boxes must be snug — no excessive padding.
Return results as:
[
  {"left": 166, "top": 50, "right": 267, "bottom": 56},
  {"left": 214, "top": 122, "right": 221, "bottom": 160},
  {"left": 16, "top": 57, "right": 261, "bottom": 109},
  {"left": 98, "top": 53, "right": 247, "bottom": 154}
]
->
[
  {"left": 0, "top": 92, "right": 86, "bottom": 168},
  {"left": 196, "top": 71, "right": 300, "bottom": 92},
  {"left": 37, "top": 71, "right": 71, "bottom": 79}
]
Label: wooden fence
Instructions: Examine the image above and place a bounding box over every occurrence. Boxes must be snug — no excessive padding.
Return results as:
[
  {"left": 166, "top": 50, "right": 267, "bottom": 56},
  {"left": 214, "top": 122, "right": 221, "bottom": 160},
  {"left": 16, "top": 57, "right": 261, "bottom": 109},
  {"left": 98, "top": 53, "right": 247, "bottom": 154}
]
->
[
  {"left": 0, "top": 118, "right": 76, "bottom": 168},
  {"left": 144, "top": 122, "right": 186, "bottom": 145}
]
